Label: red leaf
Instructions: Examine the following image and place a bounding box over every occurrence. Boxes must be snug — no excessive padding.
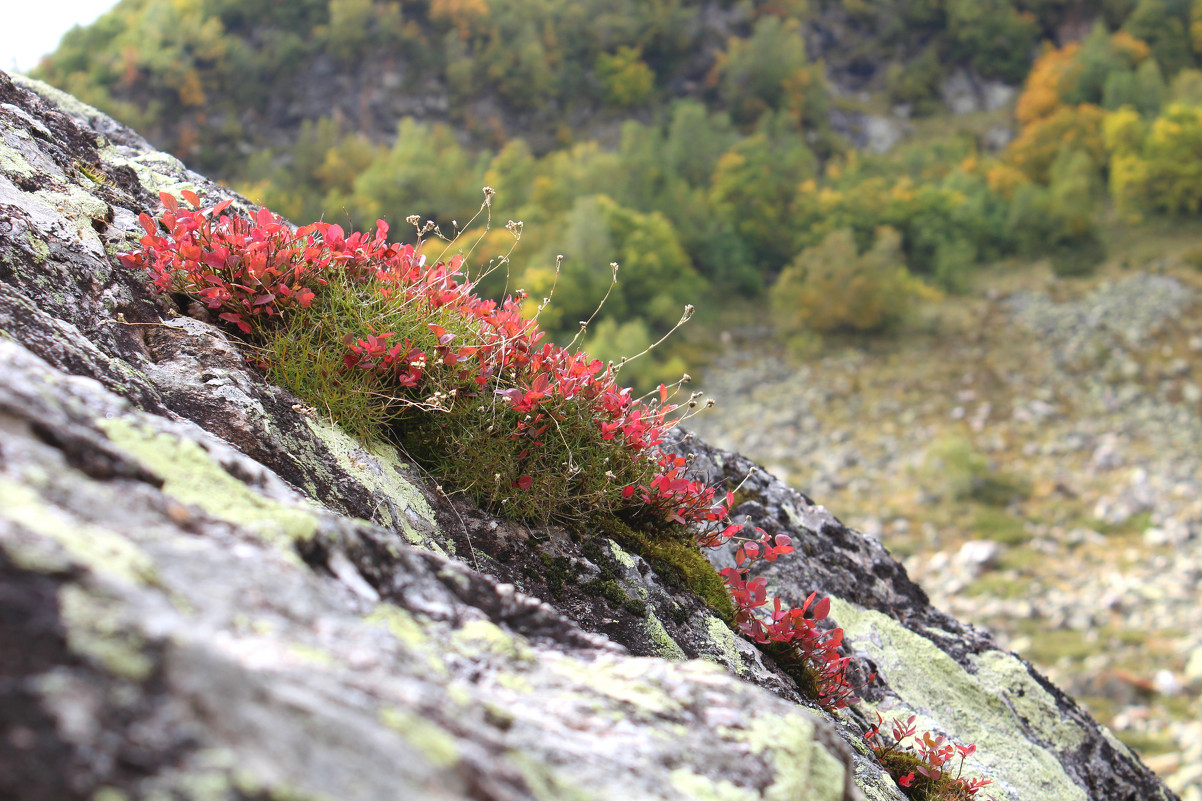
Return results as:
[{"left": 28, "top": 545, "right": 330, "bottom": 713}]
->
[
  {"left": 181, "top": 189, "right": 201, "bottom": 208},
  {"left": 139, "top": 213, "right": 157, "bottom": 236},
  {"left": 211, "top": 199, "right": 233, "bottom": 216},
  {"left": 159, "top": 192, "right": 178, "bottom": 212},
  {"left": 515, "top": 475, "right": 534, "bottom": 490},
  {"left": 813, "top": 596, "right": 831, "bottom": 620}
]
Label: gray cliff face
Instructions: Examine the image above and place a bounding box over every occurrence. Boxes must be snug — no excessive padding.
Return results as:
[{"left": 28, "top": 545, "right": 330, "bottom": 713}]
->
[{"left": 0, "top": 69, "right": 1177, "bottom": 801}]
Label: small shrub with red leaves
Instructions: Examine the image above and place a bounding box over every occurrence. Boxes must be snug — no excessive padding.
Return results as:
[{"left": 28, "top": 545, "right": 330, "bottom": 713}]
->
[
  {"left": 120, "top": 192, "right": 874, "bottom": 714},
  {"left": 864, "top": 713, "right": 996, "bottom": 800},
  {"left": 118, "top": 192, "right": 727, "bottom": 526}
]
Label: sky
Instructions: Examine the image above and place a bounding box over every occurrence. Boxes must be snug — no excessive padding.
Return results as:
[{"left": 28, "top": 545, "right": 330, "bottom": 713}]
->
[{"left": 3, "top": 1, "right": 122, "bottom": 74}]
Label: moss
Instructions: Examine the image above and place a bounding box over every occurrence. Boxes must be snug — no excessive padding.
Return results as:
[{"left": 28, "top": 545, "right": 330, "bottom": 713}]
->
[
  {"left": 580, "top": 577, "right": 647, "bottom": 616},
  {"left": 378, "top": 707, "right": 459, "bottom": 768},
  {"left": 593, "top": 516, "right": 736, "bottom": 624},
  {"left": 97, "top": 418, "right": 319, "bottom": 550},
  {"left": 645, "top": 610, "right": 687, "bottom": 661},
  {"left": 537, "top": 551, "right": 577, "bottom": 598}
]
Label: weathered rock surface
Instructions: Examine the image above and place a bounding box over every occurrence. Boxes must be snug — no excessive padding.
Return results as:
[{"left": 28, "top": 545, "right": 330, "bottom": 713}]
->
[{"left": 0, "top": 69, "right": 1178, "bottom": 801}]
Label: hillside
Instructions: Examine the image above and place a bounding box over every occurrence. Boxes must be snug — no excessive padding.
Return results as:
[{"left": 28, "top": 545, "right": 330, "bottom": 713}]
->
[
  {"left": 21, "top": 1, "right": 1202, "bottom": 797},
  {"left": 0, "top": 66, "right": 1181, "bottom": 801},
  {"left": 36, "top": 0, "right": 1202, "bottom": 382}
]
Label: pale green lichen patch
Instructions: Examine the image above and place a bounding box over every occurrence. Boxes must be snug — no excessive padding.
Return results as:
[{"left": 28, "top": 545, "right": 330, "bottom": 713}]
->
[
  {"left": 547, "top": 657, "right": 681, "bottom": 716},
  {"left": 33, "top": 182, "right": 110, "bottom": 242},
  {"left": 508, "top": 753, "right": 597, "bottom": 801},
  {"left": 0, "top": 478, "right": 158, "bottom": 585},
  {"left": 97, "top": 418, "right": 318, "bottom": 549},
  {"left": 379, "top": 706, "right": 460, "bottom": 768},
  {"left": 302, "top": 418, "right": 445, "bottom": 552},
  {"left": 669, "top": 768, "right": 760, "bottom": 801},
  {"left": 98, "top": 145, "right": 199, "bottom": 202},
  {"left": 364, "top": 603, "right": 448, "bottom": 676},
  {"left": 11, "top": 74, "right": 112, "bottom": 125},
  {"left": 971, "top": 650, "right": 1087, "bottom": 751},
  {"left": 453, "top": 618, "right": 535, "bottom": 663},
  {"left": 734, "top": 712, "right": 845, "bottom": 801},
  {"left": 0, "top": 132, "right": 37, "bottom": 178},
  {"left": 702, "top": 616, "right": 746, "bottom": 675},
  {"left": 608, "top": 540, "right": 638, "bottom": 571},
  {"left": 645, "top": 610, "right": 687, "bottom": 661},
  {"left": 286, "top": 643, "right": 337, "bottom": 668},
  {"left": 366, "top": 604, "right": 427, "bottom": 646},
  {"left": 25, "top": 231, "right": 49, "bottom": 264},
  {"left": 829, "top": 596, "right": 1087, "bottom": 801},
  {"left": 60, "top": 584, "right": 155, "bottom": 681}
]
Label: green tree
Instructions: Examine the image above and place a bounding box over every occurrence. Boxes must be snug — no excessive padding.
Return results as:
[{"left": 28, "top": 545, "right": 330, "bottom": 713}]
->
[
  {"left": 708, "top": 114, "right": 817, "bottom": 272},
  {"left": 524, "top": 195, "right": 703, "bottom": 338},
  {"left": 350, "top": 118, "right": 491, "bottom": 230},
  {"left": 945, "top": 0, "right": 1040, "bottom": 83},
  {"left": 771, "top": 227, "right": 932, "bottom": 334},
  {"left": 595, "top": 46, "right": 656, "bottom": 107},
  {"left": 713, "top": 16, "right": 824, "bottom": 126},
  {"left": 1124, "top": 0, "right": 1194, "bottom": 76}
]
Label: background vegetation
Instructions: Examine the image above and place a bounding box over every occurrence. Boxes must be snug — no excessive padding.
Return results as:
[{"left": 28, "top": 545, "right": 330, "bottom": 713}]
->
[{"left": 33, "top": 0, "right": 1202, "bottom": 380}]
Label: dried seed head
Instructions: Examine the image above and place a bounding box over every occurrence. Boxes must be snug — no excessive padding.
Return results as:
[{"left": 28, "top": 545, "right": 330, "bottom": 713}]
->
[
  {"left": 704, "top": 398, "right": 715, "bottom": 408},
  {"left": 681, "top": 373, "right": 692, "bottom": 383},
  {"left": 406, "top": 214, "right": 421, "bottom": 226}
]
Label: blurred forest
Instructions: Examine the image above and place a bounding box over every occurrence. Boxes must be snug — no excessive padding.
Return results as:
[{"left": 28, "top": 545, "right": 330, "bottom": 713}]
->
[{"left": 32, "top": 0, "right": 1202, "bottom": 382}]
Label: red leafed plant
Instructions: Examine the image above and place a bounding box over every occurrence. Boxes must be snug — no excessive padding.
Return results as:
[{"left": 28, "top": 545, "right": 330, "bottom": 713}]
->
[
  {"left": 119, "top": 192, "right": 872, "bottom": 714},
  {"left": 864, "top": 713, "right": 996, "bottom": 800},
  {"left": 708, "top": 515, "right": 870, "bottom": 709}
]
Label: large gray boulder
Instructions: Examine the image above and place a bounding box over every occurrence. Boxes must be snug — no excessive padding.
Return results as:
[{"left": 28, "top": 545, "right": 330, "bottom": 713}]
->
[{"left": 0, "top": 69, "right": 1178, "bottom": 801}]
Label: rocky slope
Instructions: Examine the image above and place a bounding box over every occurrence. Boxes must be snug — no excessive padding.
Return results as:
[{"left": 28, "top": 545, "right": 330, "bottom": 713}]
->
[
  {"left": 0, "top": 69, "right": 1178, "bottom": 801},
  {"left": 692, "top": 270, "right": 1202, "bottom": 799}
]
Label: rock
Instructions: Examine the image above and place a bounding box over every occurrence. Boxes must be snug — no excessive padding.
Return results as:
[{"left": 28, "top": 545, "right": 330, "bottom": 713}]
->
[
  {"left": 1185, "top": 648, "right": 1202, "bottom": 685},
  {"left": 0, "top": 68, "right": 1181, "bottom": 801},
  {"left": 956, "top": 540, "right": 1002, "bottom": 577},
  {"left": 940, "top": 68, "right": 1016, "bottom": 115},
  {"left": 861, "top": 115, "right": 908, "bottom": 154}
]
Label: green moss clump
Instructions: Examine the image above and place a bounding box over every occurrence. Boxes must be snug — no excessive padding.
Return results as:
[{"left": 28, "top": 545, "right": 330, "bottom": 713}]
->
[
  {"left": 580, "top": 577, "right": 648, "bottom": 617},
  {"left": 590, "top": 516, "right": 736, "bottom": 625}
]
